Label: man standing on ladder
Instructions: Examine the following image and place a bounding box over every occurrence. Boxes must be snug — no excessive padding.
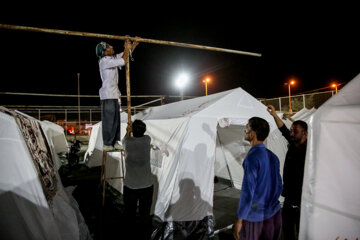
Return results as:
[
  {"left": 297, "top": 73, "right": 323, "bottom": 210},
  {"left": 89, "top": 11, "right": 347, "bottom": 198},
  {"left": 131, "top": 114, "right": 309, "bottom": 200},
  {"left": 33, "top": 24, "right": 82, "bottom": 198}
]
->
[{"left": 95, "top": 39, "right": 139, "bottom": 151}]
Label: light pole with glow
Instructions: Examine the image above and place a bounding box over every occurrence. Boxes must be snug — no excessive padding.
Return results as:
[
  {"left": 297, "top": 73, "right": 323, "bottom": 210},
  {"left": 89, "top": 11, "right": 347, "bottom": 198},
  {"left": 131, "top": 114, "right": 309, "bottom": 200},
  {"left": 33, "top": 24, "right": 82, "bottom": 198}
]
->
[
  {"left": 203, "top": 77, "right": 210, "bottom": 96},
  {"left": 287, "top": 80, "right": 295, "bottom": 113},
  {"left": 175, "top": 73, "right": 189, "bottom": 100},
  {"left": 332, "top": 83, "right": 338, "bottom": 94}
]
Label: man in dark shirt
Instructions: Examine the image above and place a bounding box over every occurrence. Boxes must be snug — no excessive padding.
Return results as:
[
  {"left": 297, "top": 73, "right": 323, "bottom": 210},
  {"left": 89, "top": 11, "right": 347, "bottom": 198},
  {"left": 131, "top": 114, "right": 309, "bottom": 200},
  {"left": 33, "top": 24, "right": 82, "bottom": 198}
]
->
[{"left": 267, "top": 105, "right": 308, "bottom": 240}]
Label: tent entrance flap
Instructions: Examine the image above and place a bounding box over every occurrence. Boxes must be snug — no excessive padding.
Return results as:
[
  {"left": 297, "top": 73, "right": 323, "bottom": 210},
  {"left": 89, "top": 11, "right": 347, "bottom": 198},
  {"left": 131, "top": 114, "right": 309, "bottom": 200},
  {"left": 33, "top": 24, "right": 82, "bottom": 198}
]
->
[{"left": 215, "top": 125, "right": 251, "bottom": 189}]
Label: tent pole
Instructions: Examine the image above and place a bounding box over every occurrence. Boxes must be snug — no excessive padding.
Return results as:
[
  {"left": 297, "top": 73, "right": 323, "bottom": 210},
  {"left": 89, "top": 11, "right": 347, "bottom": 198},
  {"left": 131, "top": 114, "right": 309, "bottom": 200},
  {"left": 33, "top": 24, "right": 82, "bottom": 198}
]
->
[
  {"left": 1, "top": 24, "right": 263, "bottom": 135},
  {"left": 0, "top": 24, "right": 261, "bottom": 57},
  {"left": 125, "top": 43, "right": 132, "bottom": 136},
  {"left": 217, "top": 130, "right": 235, "bottom": 188}
]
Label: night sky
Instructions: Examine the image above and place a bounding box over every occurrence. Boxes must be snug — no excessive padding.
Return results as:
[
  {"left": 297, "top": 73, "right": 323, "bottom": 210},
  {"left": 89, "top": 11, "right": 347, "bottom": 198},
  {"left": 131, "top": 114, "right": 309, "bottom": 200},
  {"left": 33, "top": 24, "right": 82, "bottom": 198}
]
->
[{"left": 0, "top": 6, "right": 358, "bottom": 107}]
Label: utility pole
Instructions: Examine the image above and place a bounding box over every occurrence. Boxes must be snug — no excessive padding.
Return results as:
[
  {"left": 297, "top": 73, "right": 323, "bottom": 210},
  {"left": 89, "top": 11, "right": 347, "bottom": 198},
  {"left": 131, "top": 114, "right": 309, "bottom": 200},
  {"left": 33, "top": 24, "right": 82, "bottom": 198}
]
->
[{"left": 77, "top": 73, "right": 81, "bottom": 131}]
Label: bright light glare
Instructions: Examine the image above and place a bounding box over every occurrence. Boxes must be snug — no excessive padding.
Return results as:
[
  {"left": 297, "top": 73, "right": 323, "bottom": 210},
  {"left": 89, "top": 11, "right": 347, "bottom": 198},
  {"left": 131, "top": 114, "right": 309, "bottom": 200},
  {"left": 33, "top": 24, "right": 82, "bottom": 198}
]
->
[
  {"left": 332, "top": 83, "right": 337, "bottom": 88},
  {"left": 175, "top": 73, "right": 189, "bottom": 88},
  {"left": 290, "top": 80, "right": 295, "bottom": 85}
]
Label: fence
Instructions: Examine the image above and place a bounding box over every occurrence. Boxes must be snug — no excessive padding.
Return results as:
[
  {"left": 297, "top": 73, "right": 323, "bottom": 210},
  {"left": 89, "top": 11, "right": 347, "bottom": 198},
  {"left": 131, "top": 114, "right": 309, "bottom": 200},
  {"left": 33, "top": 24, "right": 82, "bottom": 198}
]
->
[
  {"left": 259, "top": 90, "right": 335, "bottom": 112},
  {"left": 1, "top": 94, "right": 194, "bottom": 126},
  {"left": 2, "top": 90, "right": 336, "bottom": 128}
]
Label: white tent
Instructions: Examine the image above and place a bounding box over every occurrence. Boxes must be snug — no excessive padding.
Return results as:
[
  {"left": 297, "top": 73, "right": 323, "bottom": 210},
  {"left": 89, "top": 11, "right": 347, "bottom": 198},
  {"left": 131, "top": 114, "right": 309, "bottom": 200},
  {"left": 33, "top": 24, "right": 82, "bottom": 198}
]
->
[
  {"left": 0, "top": 107, "right": 91, "bottom": 240},
  {"left": 84, "top": 87, "right": 288, "bottom": 224},
  {"left": 84, "top": 121, "right": 127, "bottom": 192},
  {"left": 292, "top": 107, "right": 316, "bottom": 122},
  {"left": 84, "top": 112, "right": 129, "bottom": 167},
  {"left": 279, "top": 107, "right": 317, "bottom": 129},
  {"left": 300, "top": 74, "right": 360, "bottom": 239},
  {"left": 41, "top": 120, "right": 69, "bottom": 170}
]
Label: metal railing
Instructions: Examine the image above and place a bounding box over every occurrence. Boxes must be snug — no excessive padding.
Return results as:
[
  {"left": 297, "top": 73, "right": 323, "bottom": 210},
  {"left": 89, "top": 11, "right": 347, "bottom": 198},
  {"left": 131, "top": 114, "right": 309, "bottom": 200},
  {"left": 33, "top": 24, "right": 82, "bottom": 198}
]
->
[
  {"left": 1, "top": 93, "right": 195, "bottom": 124},
  {"left": 259, "top": 90, "right": 335, "bottom": 112},
  {"left": 2, "top": 90, "right": 336, "bottom": 126}
]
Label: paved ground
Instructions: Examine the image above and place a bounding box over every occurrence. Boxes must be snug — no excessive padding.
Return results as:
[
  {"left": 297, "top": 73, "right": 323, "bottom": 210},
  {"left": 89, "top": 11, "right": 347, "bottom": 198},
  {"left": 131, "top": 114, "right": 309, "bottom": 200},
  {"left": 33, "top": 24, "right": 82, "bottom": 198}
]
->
[
  {"left": 213, "top": 182, "right": 240, "bottom": 239},
  {"left": 59, "top": 164, "right": 240, "bottom": 239},
  {"left": 60, "top": 140, "right": 240, "bottom": 239}
]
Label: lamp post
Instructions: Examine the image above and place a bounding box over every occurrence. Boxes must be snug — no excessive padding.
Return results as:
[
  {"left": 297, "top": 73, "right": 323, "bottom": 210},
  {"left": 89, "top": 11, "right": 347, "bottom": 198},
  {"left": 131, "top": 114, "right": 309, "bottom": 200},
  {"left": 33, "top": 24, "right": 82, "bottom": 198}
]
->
[
  {"left": 332, "top": 83, "right": 338, "bottom": 94},
  {"left": 287, "top": 80, "right": 295, "bottom": 113},
  {"left": 203, "top": 77, "right": 210, "bottom": 96},
  {"left": 176, "top": 73, "right": 189, "bottom": 100}
]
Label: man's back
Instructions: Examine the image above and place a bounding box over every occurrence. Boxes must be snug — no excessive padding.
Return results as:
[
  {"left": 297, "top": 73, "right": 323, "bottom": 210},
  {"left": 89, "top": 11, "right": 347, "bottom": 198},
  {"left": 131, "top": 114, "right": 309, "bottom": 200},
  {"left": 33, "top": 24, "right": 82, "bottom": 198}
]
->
[{"left": 238, "top": 144, "right": 282, "bottom": 222}]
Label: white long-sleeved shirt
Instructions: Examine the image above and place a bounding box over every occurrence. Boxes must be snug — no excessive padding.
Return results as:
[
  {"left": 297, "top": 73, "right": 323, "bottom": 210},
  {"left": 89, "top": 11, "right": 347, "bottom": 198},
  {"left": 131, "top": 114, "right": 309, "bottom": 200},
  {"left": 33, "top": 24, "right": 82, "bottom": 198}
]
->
[{"left": 98, "top": 53, "right": 125, "bottom": 100}]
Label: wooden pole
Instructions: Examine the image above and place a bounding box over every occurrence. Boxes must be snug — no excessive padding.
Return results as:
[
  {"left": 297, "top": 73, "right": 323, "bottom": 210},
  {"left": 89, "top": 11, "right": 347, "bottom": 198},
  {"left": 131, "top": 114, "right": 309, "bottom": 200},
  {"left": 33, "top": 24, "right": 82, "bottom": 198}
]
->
[
  {"left": 1, "top": 24, "right": 262, "bottom": 130},
  {"left": 288, "top": 84, "right": 292, "bottom": 113},
  {"left": 125, "top": 42, "right": 132, "bottom": 136},
  {"left": 0, "top": 24, "right": 262, "bottom": 57}
]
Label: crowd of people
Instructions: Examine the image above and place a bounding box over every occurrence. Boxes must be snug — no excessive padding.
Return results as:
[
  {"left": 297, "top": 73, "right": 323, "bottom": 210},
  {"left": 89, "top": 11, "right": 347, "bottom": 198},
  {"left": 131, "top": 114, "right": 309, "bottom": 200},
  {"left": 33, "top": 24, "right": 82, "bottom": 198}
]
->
[{"left": 95, "top": 40, "right": 308, "bottom": 240}]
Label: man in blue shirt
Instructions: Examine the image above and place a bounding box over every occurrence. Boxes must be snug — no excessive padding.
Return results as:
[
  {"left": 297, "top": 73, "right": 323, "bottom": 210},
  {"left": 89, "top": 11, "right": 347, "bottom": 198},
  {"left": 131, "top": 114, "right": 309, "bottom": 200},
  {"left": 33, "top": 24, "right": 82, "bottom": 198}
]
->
[{"left": 233, "top": 117, "right": 283, "bottom": 240}]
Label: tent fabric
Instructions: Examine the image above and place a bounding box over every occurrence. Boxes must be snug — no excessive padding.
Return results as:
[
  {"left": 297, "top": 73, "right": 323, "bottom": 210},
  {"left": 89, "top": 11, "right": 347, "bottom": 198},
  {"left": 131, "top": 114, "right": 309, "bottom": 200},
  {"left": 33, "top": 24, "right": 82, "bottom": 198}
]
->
[
  {"left": 84, "top": 87, "right": 288, "bottom": 224},
  {"left": 41, "top": 120, "right": 69, "bottom": 170},
  {"left": 299, "top": 74, "right": 360, "bottom": 239},
  {"left": 292, "top": 107, "right": 316, "bottom": 122},
  {"left": 139, "top": 87, "right": 288, "bottom": 221},
  {"left": 41, "top": 120, "right": 68, "bottom": 154},
  {"left": 0, "top": 107, "right": 91, "bottom": 240},
  {"left": 83, "top": 121, "right": 127, "bottom": 193},
  {"left": 1, "top": 108, "right": 58, "bottom": 204},
  {"left": 279, "top": 107, "right": 317, "bottom": 129}
]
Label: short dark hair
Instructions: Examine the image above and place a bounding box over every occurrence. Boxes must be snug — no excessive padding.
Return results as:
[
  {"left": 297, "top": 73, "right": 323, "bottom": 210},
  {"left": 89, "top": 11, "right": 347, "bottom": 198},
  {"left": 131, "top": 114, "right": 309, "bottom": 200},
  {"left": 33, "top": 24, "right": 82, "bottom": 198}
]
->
[
  {"left": 132, "top": 119, "right": 146, "bottom": 137},
  {"left": 293, "top": 120, "right": 308, "bottom": 132},
  {"left": 248, "top": 117, "right": 270, "bottom": 141}
]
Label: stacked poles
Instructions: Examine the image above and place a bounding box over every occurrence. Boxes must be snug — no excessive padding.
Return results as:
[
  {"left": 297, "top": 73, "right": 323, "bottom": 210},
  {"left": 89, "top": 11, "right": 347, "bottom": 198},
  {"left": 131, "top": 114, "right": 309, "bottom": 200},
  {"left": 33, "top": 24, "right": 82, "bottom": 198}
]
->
[{"left": 0, "top": 24, "right": 262, "bottom": 134}]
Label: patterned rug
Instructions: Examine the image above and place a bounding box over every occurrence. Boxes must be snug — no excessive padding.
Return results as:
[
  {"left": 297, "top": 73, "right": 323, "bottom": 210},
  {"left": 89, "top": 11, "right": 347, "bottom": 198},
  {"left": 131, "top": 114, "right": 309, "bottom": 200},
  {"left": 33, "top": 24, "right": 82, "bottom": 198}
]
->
[{"left": 1, "top": 108, "right": 57, "bottom": 204}]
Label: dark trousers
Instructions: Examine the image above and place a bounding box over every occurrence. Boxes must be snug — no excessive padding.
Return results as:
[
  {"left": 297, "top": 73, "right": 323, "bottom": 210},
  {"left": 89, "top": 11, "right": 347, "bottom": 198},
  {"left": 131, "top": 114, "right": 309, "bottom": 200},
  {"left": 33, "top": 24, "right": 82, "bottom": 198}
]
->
[
  {"left": 239, "top": 210, "right": 282, "bottom": 240},
  {"left": 101, "top": 99, "right": 120, "bottom": 146},
  {"left": 123, "top": 185, "right": 153, "bottom": 239},
  {"left": 282, "top": 201, "right": 300, "bottom": 240}
]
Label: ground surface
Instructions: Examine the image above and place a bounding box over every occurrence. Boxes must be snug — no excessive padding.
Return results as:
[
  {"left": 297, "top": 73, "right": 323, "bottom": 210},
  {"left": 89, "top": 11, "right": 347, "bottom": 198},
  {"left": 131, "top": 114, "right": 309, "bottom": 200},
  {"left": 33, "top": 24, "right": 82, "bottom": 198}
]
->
[{"left": 59, "top": 139, "right": 239, "bottom": 239}]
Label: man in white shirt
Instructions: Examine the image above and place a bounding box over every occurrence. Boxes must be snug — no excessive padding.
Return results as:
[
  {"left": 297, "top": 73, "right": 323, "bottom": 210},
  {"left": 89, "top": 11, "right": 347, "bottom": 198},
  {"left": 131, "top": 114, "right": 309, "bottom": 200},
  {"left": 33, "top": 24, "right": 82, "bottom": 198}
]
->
[{"left": 95, "top": 40, "right": 138, "bottom": 151}]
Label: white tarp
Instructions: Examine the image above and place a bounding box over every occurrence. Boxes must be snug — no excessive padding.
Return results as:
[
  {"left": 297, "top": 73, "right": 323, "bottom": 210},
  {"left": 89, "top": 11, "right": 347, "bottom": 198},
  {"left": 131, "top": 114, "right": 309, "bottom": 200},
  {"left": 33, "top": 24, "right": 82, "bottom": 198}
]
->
[
  {"left": 0, "top": 108, "right": 91, "bottom": 240},
  {"left": 83, "top": 121, "right": 127, "bottom": 192},
  {"left": 292, "top": 107, "right": 316, "bottom": 122},
  {"left": 137, "top": 87, "right": 288, "bottom": 221},
  {"left": 41, "top": 120, "right": 69, "bottom": 170},
  {"left": 279, "top": 107, "right": 317, "bottom": 129},
  {"left": 84, "top": 87, "right": 288, "bottom": 222},
  {"left": 300, "top": 74, "right": 360, "bottom": 239}
]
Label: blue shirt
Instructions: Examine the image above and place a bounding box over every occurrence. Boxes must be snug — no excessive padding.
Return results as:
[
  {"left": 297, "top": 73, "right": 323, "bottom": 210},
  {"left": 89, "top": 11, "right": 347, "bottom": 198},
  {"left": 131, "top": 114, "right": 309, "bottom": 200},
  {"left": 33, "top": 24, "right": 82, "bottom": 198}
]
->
[{"left": 237, "top": 144, "right": 282, "bottom": 222}]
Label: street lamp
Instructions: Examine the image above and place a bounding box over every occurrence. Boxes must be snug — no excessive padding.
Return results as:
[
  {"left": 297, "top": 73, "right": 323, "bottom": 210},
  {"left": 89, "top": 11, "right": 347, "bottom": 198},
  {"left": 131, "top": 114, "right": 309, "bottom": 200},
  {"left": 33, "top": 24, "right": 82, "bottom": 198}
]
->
[
  {"left": 287, "top": 80, "right": 295, "bottom": 113},
  {"left": 202, "top": 77, "right": 210, "bottom": 96},
  {"left": 175, "top": 73, "right": 189, "bottom": 100},
  {"left": 331, "top": 83, "right": 338, "bottom": 94}
]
